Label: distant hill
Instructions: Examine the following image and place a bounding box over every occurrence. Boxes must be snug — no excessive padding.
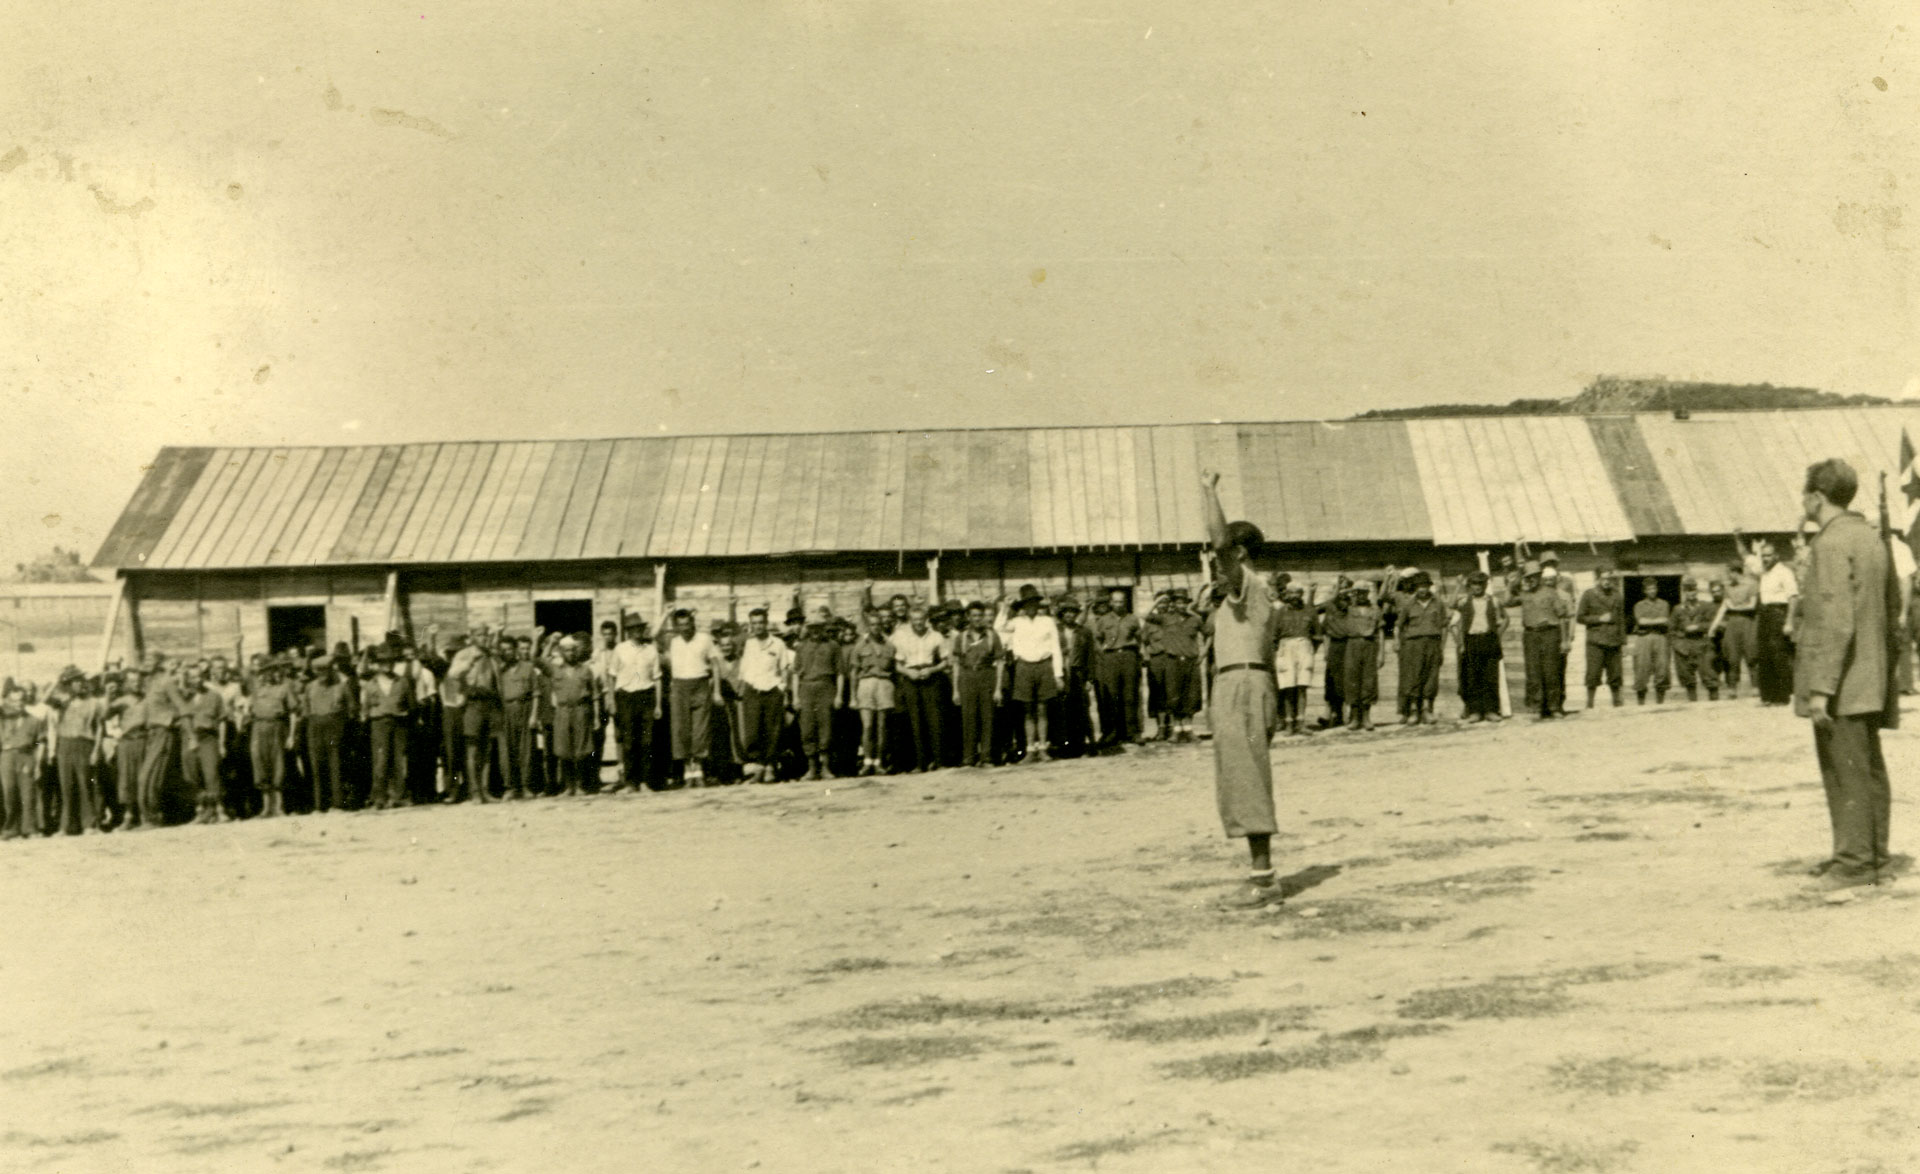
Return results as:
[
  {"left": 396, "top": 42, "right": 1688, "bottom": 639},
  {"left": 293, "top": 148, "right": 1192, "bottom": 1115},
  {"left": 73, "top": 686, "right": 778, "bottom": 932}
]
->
[{"left": 1354, "top": 377, "right": 1893, "bottom": 420}]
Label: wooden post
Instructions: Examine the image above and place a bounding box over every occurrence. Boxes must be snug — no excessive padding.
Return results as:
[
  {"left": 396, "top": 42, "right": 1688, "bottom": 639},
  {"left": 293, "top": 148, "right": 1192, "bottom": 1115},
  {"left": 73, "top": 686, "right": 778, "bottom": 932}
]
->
[
  {"left": 382, "top": 569, "right": 400, "bottom": 639},
  {"left": 652, "top": 563, "right": 668, "bottom": 625},
  {"left": 95, "top": 575, "right": 128, "bottom": 672},
  {"left": 927, "top": 554, "right": 941, "bottom": 604}
]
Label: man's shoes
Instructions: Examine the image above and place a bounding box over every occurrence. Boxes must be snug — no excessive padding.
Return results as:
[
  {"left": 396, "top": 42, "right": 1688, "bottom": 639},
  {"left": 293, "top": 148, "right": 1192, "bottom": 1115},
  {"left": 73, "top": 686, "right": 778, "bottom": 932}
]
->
[
  {"left": 1806, "top": 858, "right": 1838, "bottom": 877},
  {"left": 1808, "top": 868, "right": 1879, "bottom": 892},
  {"left": 1216, "top": 881, "right": 1283, "bottom": 911}
]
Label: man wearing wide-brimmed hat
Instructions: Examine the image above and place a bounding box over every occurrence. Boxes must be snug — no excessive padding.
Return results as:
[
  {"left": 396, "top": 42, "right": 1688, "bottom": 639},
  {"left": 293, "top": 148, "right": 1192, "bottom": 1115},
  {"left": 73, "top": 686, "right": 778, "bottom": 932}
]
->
[
  {"left": 995, "top": 584, "right": 1065, "bottom": 763},
  {"left": 1199, "top": 470, "right": 1283, "bottom": 909}
]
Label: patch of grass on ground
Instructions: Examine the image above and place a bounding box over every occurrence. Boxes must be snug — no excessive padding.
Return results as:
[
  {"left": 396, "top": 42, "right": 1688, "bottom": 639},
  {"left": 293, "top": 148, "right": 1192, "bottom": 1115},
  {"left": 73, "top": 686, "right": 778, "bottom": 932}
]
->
[
  {"left": 137, "top": 1100, "right": 290, "bottom": 1119},
  {"left": 1539, "top": 788, "right": 1735, "bottom": 809},
  {"left": 0, "top": 1058, "right": 85, "bottom": 1081},
  {"left": 1742, "top": 1059, "right": 1911, "bottom": 1101},
  {"left": 1273, "top": 898, "right": 1445, "bottom": 939},
  {"left": 1700, "top": 964, "right": 1797, "bottom": 988},
  {"left": 1387, "top": 866, "right": 1538, "bottom": 902},
  {"left": 1548, "top": 961, "right": 1682, "bottom": 986},
  {"left": 1, "top": 1130, "right": 120, "bottom": 1147},
  {"left": 1390, "top": 836, "right": 1531, "bottom": 861},
  {"left": 1492, "top": 1138, "right": 1639, "bottom": 1172},
  {"left": 829, "top": 1034, "right": 992, "bottom": 1068},
  {"left": 1104, "top": 1006, "right": 1315, "bottom": 1044},
  {"left": 877, "top": 1086, "right": 949, "bottom": 1106},
  {"left": 1574, "top": 831, "right": 1636, "bottom": 842},
  {"left": 1547, "top": 1056, "right": 1687, "bottom": 1095},
  {"left": 1830, "top": 954, "right": 1920, "bottom": 991},
  {"left": 1077, "top": 976, "right": 1229, "bottom": 1013},
  {"left": 806, "top": 956, "right": 893, "bottom": 975},
  {"left": 1158, "top": 1024, "right": 1445, "bottom": 1082},
  {"left": 1399, "top": 979, "right": 1575, "bottom": 1021},
  {"left": 1047, "top": 1129, "right": 1185, "bottom": 1161},
  {"left": 810, "top": 996, "right": 1052, "bottom": 1031}
]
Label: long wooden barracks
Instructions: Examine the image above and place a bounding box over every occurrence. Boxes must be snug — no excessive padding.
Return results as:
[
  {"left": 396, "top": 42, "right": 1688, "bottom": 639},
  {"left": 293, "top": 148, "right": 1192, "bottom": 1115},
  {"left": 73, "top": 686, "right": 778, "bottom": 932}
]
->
[{"left": 90, "top": 407, "right": 1920, "bottom": 666}]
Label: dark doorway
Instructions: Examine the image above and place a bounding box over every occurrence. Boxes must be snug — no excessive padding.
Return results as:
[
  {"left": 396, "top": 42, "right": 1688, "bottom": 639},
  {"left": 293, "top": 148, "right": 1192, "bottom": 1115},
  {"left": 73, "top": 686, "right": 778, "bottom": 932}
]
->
[
  {"left": 268, "top": 605, "right": 327, "bottom": 654},
  {"left": 1622, "top": 575, "right": 1681, "bottom": 614},
  {"left": 534, "top": 599, "right": 594, "bottom": 640}
]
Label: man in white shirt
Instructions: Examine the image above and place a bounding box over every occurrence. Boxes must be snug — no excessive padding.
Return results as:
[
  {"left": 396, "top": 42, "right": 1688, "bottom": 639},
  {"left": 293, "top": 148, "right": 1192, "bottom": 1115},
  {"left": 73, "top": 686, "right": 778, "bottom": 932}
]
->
[
  {"left": 1756, "top": 540, "right": 1799, "bottom": 705},
  {"left": 996, "top": 584, "right": 1065, "bottom": 762},
  {"left": 605, "top": 614, "right": 662, "bottom": 791},
  {"left": 735, "top": 607, "right": 793, "bottom": 783},
  {"left": 888, "top": 604, "right": 946, "bottom": 772},
  {"left": 666, "top": 609, "right": 723, "bottom": 785}
]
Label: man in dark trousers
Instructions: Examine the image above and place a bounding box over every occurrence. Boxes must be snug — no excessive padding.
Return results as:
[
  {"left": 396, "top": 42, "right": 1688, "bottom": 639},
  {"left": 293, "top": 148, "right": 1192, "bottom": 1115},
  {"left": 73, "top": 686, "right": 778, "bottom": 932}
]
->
[
  {"left": 1795, "top": 458, "right": 1901, "bottom": 890},
  {"left": 1051, "top": 597, "right": 1094, "bottom": 757},
  {"left": 1393, "top": 571, "right": 1447, "bottom": 724},
  {"left": 1515, "top": 561, "right": 1571, "bottom": 720},
  {"left": 1576, "top": 568, "right": 1626, "bottom": 708}
]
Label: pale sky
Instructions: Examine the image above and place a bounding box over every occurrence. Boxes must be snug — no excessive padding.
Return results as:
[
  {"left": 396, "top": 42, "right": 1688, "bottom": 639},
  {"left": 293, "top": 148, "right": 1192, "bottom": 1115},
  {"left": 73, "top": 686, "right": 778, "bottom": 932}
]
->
[{"left": 1, "top": 2, "right": 1914, "bottom": 570}]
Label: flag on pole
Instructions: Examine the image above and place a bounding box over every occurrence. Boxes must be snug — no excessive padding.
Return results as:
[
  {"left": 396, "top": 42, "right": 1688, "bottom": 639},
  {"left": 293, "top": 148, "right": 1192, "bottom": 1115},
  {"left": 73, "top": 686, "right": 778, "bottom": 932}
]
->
[{"left": 1895, "top": 430, "right": 1920, "bottom": 579}]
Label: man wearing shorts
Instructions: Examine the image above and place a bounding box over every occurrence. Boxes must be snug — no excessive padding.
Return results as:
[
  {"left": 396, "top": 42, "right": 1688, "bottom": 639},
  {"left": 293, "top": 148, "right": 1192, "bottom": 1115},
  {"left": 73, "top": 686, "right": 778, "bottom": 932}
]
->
[
  {"left": 850, "top": 612, "right": 896, "bottom": 776},
  {"left": 1270, "top": 584, "right": 1314, "bottom": 735},
  {"left": 996, "top": 584, "right": 1065, "bottom": 763},
  {"left": 1200, "top": 470, "right": 1282, "bottom": 909}
]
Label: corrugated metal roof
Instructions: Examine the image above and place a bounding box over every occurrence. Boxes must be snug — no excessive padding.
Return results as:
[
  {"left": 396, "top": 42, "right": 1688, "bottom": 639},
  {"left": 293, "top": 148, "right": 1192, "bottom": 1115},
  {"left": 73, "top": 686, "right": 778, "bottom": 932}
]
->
[
  {"left": 94, "top": 425, "right": 1444, "bottom": 569},
  {"left": 1404, "top": 416, "right": 1636, "bottom": 546},
  {"left": 1631, "top": 407, "right": 1920, "bottom": 534},
  {"left": 103, "top": 409, "right": 1920, "bottom": 570}
]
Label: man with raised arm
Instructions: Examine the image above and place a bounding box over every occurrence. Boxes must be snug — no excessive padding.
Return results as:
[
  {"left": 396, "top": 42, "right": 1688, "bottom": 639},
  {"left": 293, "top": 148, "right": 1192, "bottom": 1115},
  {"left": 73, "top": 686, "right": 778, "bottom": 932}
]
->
[{"left": 1199, "top": 470, "right": 1283, "bottom": 909}]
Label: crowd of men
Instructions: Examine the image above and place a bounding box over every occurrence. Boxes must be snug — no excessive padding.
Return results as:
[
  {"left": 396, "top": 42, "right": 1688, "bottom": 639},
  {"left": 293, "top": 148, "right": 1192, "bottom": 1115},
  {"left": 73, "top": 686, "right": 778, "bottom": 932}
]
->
[
  {"left": 0, "top": 535, "right": 1852, "bottom": 840},
  {"left": 0, "top": 583, "right": 1221, "bottom": 837}
]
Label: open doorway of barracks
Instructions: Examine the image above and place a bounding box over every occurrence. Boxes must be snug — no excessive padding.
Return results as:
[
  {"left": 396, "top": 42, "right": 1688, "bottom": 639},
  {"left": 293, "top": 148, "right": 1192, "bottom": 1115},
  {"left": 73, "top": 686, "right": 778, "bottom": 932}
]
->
[
  {"left": 267, "top": 605, "right": 327, "bottom": 655},
  {"left": 534, "top": 598, "right": 594, "bottom": 639},
  {"left": 1621, "top": 574, "right": 1682, "bottom": 614}
]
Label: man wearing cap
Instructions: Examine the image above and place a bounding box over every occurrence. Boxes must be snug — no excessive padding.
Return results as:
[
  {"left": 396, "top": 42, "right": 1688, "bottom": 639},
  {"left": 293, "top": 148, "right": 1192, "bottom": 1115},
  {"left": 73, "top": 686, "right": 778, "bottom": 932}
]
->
[
  {"left": 849, "top": 609, "right": 895, "bottom": 776},
  {"left": 0, "top": 689, "right": 47, "bottom": 840},
  {"left": 110, "top": 673, "right": 152, "bottom": 829},
  {"left": 1090, "top": 587, "right": 1144, "bottom": 748},
  {"left": 1314, "top": 579, "right": 1352, "bottom": 729},
  {"left": 665, "top": 609, "right": 724, "bottom": 786},
  {"left": 546, "top": 636, "right": 599, "bottom": 794},
  {"left": 1271, "top": 584, "right": 1315, "bottom": 735},
  {"left": 48, "top": 673, "right": 104, "bottom": 835},
  {"left": 997, "top": 585, "right": 1066, "bottom": 763},
  {"left": 1145, "top": 588, "right": 1204, "bottom": 742},
  {"left": 302, "top": 654, "right": 354, "bottom": 813},
  {"left": 791, "top": 605, "right": 848, "bottom": 780},
  {"left": 1514, "top": 561, "right": 1571, "bottom": 720},
  {"left": 1052, "top": 596, "right": 1094, "bottom": 757},
  {"left": 733, "top": 608, "right": 791, "bottom": 784},
  {"left": 1342, "top": 581, "right": 1385, "bottom": 731},
  {"left": 1630, "top": 577, "right": 1672, "bottom": 704},
  {"left": 1199, "top": 470, "right": 1283, "bottom": 909},
  {"left": 179, "top": 668, "right": 229, "bottom": 823},
  {"left": 951, "top": 601, "right": 1006, "bottom": 768},
  {"left": 1538, "top": 551, "right": 1576, "bottom": 714},
  {"left": 363, "top": 647, "right": 413, "bottom": 809},
  {"left": 1795, "top": 458, "right": 1901, "bottom": 889},
  {"left": 604, "top": 615, "right": 661, "bottom": 791},
  {"left": 1394, "top": 572, "right": 1448, "bottom": 725},
  {"left": 495, "top": 635, "right": 546, "bottom": 800},
  {"left": 247, "top": 659, "right": 298, "bottom": 818},
  {"left": 135, "top": 655, "right": 185, "bottom": 825},
  {"left": 1451, "top": 570, "right": 1506, "bottom": 721},
  {"left": 1576, "top": 568, "right": 1627, "bottom": 708},
  {"left": 1671, "top": 579, "right": 1721, "bottom": 702}
]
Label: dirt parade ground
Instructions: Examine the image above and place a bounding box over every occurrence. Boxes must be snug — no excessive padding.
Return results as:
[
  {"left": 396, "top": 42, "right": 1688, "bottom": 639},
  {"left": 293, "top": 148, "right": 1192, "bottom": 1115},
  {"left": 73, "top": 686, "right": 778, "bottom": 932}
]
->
[{"left": 2, "top": 698, "right": 1916, "bottom": 1174}]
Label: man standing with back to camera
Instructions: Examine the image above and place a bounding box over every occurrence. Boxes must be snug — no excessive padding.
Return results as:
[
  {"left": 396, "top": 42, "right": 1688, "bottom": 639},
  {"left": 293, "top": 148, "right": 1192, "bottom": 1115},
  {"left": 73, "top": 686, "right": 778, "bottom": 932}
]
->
[
  {"left": 1198, "top": 470, "right": 1283, "bottom": 910},
  {"left": 1794, "top": 458, "right": 1901, "bottom": 890}
]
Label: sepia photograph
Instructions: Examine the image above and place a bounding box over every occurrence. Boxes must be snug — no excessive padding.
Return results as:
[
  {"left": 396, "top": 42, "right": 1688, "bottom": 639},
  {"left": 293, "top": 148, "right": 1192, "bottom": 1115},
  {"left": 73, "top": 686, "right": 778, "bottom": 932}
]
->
[{"left": 1, "top": 3, "right": 1916, "bottom": 1171}]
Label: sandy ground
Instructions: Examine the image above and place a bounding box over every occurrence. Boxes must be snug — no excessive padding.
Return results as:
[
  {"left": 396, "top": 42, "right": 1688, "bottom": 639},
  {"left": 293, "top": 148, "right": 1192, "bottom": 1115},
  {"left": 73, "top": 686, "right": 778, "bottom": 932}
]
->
[{"left": 2, "top": 697, "right": 1916, "bottom": 1174}]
